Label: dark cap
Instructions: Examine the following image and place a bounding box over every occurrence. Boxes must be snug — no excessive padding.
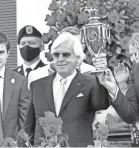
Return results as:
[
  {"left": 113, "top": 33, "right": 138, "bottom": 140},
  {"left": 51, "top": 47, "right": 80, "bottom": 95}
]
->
[{"left": 17, "top": 25, "right": 42, "bottom": 44}]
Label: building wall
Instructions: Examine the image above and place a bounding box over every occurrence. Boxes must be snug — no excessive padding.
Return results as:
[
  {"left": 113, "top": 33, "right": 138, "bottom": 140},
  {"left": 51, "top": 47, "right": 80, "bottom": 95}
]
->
[
  {"left": 16, "top": 0, "right": 51, "bottom": 66},
  {"left": 0, "top": 0, "right": 17, "bottom": 69}
]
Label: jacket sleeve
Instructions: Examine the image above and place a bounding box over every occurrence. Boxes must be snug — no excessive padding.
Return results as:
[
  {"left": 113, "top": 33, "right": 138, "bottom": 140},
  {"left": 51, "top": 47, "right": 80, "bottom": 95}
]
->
[
  {"left": 111, "top": 67, "right": 138, "bottom": 124},
  {"left": 87, "top": 74, "right": 110, "bottom": 112}
]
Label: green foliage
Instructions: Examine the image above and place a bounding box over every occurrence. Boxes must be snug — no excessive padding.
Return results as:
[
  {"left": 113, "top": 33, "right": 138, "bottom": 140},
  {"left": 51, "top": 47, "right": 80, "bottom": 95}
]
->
[{"left": 43, "top": 0, "right": 139, "bottom": 68}]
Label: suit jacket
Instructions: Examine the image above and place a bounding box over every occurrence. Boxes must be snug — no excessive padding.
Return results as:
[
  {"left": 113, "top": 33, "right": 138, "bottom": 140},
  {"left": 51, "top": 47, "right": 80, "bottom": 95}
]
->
[
  {"left": 24, "top": 71, "right": 109, "bottom": 147},
  {"left": 111, "top": 63, "right": 139, "bottom": 124},
  {"left": 13, "top": 60, "right": 45, "bottom": 76},
  {"left": 2, "top": 68, "right": 29, "bottom": 139},
  {"left": 134, "top": 63, "right": 139, "bottom": 101}
]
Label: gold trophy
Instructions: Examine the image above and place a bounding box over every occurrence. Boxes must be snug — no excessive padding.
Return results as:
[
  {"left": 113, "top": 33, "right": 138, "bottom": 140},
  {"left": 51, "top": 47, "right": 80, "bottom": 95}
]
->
[{"left": 81, "top": 8, "right": 110, "bottom": 72}]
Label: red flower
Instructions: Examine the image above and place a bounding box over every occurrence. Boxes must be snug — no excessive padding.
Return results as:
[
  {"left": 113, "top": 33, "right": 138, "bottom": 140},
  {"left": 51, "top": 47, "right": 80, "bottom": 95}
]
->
[
  {"left": 96, "top": 124, "right": 109, "bottom": 140},
  {"left": 105, "top": 113, "right": 118, "bottom": 127},
  {"left": 45, "top": 15, "right": 56, "bottom": 26},
  {"left": 107, "top": 9, "right": 120, "bottom": 23},
  {"left": 67, "top": 15, "right": 76, "bottom": 26},
  {"left": 131, "top": 21, "right": 139, "bottom": 32},
  {"left": 120, "top": 36, "right": 130, "bottom": 50},
  {"left": 128, "top": 0, "right": 139, "bottom": 9},
  {"left": 42, "top": 33, "right": 50, "bottom": 44},
  {"left": 115, "top": 22, "right": 125, "bottom": 33},
  {"left": 48, "top": 0, "right": 59, "bottom": 11},
  {"left": 134, "top": 5, "right": 139, "bottom": 17},
  {"left": 77, "top": 12, "right": 89, "bottom": 24},
  {"left": 56, "top": 11, "right": 67, "bottom": 22},
  {"left": 48, "top": 28, "right": 58, "bottom": 38}
]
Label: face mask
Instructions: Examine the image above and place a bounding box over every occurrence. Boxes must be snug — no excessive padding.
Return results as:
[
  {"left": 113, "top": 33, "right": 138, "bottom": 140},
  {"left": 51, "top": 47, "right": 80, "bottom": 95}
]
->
[{"left": 20, "top": 45, "right": 40, "bottom": 61}]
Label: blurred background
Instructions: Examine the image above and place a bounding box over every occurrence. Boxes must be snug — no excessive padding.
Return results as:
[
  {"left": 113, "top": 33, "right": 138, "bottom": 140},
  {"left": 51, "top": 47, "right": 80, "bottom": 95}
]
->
[{"left": 0, "top": 0, "right": 51, "bottom": 68}]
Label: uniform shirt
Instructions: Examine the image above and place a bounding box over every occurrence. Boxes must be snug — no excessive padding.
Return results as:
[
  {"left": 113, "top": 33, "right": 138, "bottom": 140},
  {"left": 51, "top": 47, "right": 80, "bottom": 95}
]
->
[
  {"left": 28, "top": 63, "right": 54, "bottom": 90},
  {"left": 53, "top": 70, "right": 77, "bottom": 115},
  {"left": 23, "top": 59, "right": 40, "bottom": 76},
  {"left": 0, "top": 66, "right": 5, "bottom": 114}
]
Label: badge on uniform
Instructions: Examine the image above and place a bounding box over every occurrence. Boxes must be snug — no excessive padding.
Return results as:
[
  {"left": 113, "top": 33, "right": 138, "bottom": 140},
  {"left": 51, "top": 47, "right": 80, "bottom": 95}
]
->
[
  {"left": 26, "top": 26, "right": 33, "bottom": 34},
  {"left": 17, "top": 68, "right": 21, "bottom": 72}
]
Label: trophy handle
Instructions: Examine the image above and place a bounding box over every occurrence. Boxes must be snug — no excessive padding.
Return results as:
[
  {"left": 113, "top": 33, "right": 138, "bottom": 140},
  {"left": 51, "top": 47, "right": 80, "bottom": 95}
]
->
[{"left": 106, "top": 26, "right": 111, "bottom": 44}]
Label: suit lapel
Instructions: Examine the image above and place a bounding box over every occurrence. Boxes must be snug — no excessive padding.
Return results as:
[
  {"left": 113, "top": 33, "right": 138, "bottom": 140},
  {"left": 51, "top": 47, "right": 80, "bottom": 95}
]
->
[
  {"left": 17, "top": 65, "right": 24, "bottom": 76},
  {"left": 34, "top": 60, "right": 45, "bottom": 70},
  {"left": 3, "top": 69, "right": 15, "bottom": 120},
  {"left": 59, "top": 72, "right": 85, "bottom": 116},
  {"left": 41, "top": 73, "right": 56, "bottom": 114}
]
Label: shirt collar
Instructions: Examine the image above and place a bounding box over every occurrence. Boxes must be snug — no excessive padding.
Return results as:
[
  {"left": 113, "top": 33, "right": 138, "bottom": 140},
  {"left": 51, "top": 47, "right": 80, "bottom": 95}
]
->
[
  {"left": 0, "top": 66, "right": 5, "bottom": 78},
  {"left": 55, "top": 70, "right": 77, "bottom": 83},
  {"left": 23, "top": 59, "right": 40, "bottom": 72}
]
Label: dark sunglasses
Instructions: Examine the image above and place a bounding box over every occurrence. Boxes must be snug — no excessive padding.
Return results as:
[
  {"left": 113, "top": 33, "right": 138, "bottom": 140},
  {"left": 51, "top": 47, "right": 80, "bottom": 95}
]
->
[{"left": 52, "top": 52, "right": 71, "bottom": 58}]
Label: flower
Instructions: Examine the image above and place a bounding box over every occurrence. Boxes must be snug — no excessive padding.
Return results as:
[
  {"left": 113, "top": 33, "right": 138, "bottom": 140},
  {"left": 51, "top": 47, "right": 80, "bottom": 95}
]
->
[
  {"left": 12, "top": 111, "right": 69, "bottom": 147},
  {"left": 38, "top": 111, "right": 68, "bottom": 147},
  {"left": 45, "top": 15, "right": 56, "bottom": 26},
  {"left": 120, "top": 36, "right": 130, "bottom": 50},
  {"left": 128, "top": 0, "right": 139, "bottom": 9},
  {"left": 16, "top": 130, "right": 31, "bottom": 147},
  {"left": 77, "top": 12, "right": 89, "bottom": 24},
  {"left": 115, "top": 22, "right": 126, "bottom": 33},
  {"left": 107, "top": 9, "right": 120, "bottom": 23},
  {"left": 134, "top": 5, "right": 139, "bottom": 17},
  {"left": 131, "top": 21, "right": 139, "bottom": 32}
]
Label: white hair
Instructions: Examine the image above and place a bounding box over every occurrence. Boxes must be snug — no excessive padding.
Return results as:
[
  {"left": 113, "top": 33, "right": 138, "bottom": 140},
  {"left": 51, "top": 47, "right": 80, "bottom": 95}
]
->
[{"left": 51, "top": 32, "right": 86, "bottom": 66}]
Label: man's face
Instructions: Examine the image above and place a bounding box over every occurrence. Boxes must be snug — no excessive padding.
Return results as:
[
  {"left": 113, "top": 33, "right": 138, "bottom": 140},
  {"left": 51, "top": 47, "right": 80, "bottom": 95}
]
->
[
  {"left": 0, "top": 44, "right": 8, "bottom": 69},
  {"left": 52, "top": 47, "right": 78, "bottom": 77},
  {"left": 129, "top": 44, "right": 139, "bottom": 63},
  {"left": 19, "top": 36, "right": 42, "bottom": 49}
]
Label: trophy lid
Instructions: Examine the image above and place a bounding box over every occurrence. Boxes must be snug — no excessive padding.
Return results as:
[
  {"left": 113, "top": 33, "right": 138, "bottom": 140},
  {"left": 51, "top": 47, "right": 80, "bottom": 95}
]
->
[{"left": 84, "top": 7, "right": 106, "bottom": 27}]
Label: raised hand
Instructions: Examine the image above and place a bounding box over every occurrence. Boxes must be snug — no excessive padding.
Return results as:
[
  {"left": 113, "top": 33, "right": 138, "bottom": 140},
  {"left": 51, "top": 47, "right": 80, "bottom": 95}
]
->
[
  {"left": 114, "top": 62, "right": 130, "bottom": 84},
  {"left": 92, "top": 53, "right": 107, "bottom": 71},
  {"left": 97, "top": 68, "right": 118, "bottom": 96}
]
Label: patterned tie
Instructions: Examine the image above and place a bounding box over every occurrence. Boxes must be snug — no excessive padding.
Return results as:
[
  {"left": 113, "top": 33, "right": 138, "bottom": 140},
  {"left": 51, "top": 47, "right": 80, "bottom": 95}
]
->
[
  {"left": 0, "top": 77, "right": 4, "bottom": 143},
  {"left": 26, "top": 68, "right": 32, "bottom": 77},
  {"left": 55, "top": 78, "right": 67, "bottom": 116}
]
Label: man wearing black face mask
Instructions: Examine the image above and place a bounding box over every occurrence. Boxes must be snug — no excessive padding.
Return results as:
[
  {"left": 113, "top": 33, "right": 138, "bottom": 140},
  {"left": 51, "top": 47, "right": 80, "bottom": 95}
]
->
[{"left": 13, "top": 25, "right": 45, "bottom": 77}]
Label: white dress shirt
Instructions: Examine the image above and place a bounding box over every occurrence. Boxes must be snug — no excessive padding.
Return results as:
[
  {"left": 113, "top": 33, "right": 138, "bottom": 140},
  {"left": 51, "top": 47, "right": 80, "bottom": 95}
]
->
[
  {"left": 23, "top": 59, "right": 40, "bottom": 76},
  {"left": 53, "top": 70, "right": 77, "bottom": 115},
  {"left": 0, "top": 66, "right": 5, "bottom": 114}
]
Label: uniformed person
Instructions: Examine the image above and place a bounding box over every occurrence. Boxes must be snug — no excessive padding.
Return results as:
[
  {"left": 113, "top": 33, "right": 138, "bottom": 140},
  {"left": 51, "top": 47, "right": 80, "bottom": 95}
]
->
[{"left": 13, "top": 25, "right": 45, "bottom": 77}]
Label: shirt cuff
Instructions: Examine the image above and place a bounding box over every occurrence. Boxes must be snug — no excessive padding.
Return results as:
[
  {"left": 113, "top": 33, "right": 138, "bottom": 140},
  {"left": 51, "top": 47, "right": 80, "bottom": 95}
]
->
[{"left": 109, "top": 86, "right": 119, "bottom": 102}]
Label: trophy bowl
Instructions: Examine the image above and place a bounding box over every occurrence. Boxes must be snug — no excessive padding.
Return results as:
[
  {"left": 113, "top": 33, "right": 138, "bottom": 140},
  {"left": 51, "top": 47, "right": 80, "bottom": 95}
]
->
[{"left": 81, "top": 13, "right": 110, "bottom": 73}]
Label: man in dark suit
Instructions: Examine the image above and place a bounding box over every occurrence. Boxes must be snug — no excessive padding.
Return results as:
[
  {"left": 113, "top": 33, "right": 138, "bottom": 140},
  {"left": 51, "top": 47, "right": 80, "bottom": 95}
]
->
[
  {"left": 13, "top": 25, "right": 45, "bottom": 77},
  {"left": 0, "top": 32, "right": 29, "bottom": 146},
  {"left": 24, "top": 32, "right": 110, "bottom": 147}
]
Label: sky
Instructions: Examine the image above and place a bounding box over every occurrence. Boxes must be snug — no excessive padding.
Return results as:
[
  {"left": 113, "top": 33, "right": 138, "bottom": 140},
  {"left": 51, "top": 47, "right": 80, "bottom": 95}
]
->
[
  {"left": 16, "top": 0, "right": 51, "bottom": 33},
  {"left": 16, "top": 0, "right": 52, "bottom": 65}
]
